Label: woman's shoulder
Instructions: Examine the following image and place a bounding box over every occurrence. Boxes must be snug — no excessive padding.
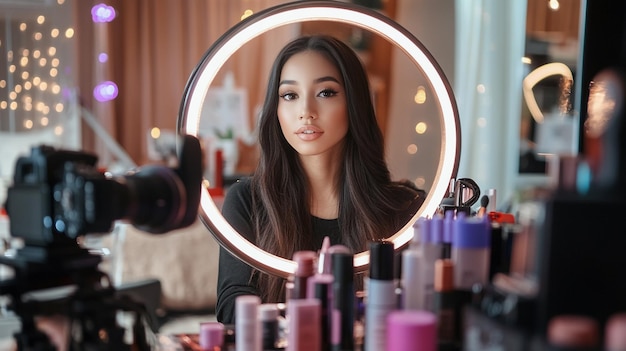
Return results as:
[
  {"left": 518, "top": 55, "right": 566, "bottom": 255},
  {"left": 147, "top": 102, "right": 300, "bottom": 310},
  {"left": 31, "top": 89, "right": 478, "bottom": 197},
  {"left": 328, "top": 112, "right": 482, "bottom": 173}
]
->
[{"left": 222, "top": 177, "right": 254, "bottom": 216}]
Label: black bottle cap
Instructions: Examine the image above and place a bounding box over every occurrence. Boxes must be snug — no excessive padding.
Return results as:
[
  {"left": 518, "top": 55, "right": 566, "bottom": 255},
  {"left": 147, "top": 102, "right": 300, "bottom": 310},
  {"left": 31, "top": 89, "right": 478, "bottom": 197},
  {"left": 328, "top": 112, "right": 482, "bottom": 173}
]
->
[{"left": 369, "top": 239, "right": 394, "bottom": 280}]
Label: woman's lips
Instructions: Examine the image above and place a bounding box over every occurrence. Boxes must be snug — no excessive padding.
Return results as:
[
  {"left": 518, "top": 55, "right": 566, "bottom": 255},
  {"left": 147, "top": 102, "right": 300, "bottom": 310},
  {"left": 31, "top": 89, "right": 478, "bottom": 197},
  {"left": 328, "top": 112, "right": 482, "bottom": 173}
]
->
[{"left": 295, "top": 126, "right": 324, "bottom": 140}]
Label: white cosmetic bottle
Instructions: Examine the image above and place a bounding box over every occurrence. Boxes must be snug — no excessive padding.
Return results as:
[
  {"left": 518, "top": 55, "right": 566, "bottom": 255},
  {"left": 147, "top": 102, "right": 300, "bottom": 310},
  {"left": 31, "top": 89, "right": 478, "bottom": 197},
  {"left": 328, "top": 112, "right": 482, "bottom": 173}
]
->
[
  {"left": 235, "top": 295, "right": 261, "bottom": 351},
  {"left": 365, "top": 239, "right": 396, "bottom": 351}
]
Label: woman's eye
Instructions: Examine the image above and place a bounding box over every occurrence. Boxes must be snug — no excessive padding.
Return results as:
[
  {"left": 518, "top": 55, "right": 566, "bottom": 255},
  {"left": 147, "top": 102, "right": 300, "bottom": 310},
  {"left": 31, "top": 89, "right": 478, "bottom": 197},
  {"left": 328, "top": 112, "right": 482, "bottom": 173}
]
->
[
  {"left": 319, "top": 89, "right": 338, "bottom": 98},
  {"left": 280, "top": 92, "right": 297, "bottom": 101}
]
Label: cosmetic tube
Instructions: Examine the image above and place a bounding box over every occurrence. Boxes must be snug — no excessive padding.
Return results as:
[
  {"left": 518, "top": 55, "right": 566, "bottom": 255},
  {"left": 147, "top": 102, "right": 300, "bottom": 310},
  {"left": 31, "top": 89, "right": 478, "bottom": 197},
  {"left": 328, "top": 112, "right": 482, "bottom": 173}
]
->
[
  {"left": 318, "top": 236, "right": 332, "bottom": 274},
  {"left": 287, "top": 299, "right": 321, "bottom": 351},
  {"left": 386, "top": 310, "right": 437, "bottom": 351},
  {"left": 235, "top": 295, "right": 261, "bottom": 351},
  {"left": 402, "top": 218, "right": 427, "bottom": 310},
  {"left": 292, "top": 250, "right": 317, "bottom": 299},
  {"left": 605, "top": 313, "right": 626, "bottom": 351},
  {"left": 423, "top": 215, "right": 444, "bottom": 311},
  {"left": 260, "top": 303, "right": 280, "bottom": 350},
  {"left": 442, "top": 210, "right": 454, "bottom": 259},
  {"left": 451, "top": 215, "right": 491, "bottom": 290},
  {"left": 307, "top": 273, "right": 334, "bottom": 351},
  {"left": 331, "top": 251, "right": 355, "bottom": 351},
  {"left": 364, "top": 240, "right": 395, "bottom": 351},
  {"left": 433, "top": 258, "right": 459, "bottom": 346},
  {"left": 199, "top": 322, "right": 224, "bottom": 351}
]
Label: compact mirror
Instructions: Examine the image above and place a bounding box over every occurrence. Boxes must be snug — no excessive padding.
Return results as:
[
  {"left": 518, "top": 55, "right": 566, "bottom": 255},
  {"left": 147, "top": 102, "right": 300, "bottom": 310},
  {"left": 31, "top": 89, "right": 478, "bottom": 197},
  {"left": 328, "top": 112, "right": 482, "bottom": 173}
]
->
[{"left": 177, "top": 0, "right": 460, "bottom": 278}]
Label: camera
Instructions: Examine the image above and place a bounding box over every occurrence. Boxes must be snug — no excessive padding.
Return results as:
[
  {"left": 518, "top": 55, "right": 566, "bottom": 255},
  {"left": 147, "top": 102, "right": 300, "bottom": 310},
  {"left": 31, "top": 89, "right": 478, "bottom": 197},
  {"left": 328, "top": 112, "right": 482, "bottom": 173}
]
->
[{"left": 0, "top": 134, "right": 203, "bottom": 350}]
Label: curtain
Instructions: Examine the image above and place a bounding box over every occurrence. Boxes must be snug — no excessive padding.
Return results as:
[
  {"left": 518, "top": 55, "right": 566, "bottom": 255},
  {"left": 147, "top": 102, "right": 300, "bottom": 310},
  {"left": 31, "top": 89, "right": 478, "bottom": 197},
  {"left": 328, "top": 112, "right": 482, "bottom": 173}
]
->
[
  {"left": 454, "top": 0, "right": 527, "bottom": 209},
  {"left": 77, "top": 0, "right": 286, "bottom": 167}
]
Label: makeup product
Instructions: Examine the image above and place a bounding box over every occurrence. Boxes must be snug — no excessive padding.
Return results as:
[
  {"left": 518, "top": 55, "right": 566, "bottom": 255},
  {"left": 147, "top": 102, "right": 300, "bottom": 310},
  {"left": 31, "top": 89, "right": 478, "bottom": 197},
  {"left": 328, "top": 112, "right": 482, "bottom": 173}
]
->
[
  {"left": 605, "top": 312, "right": 626, "bottom": 351},
  {"left": 292, "top": 250, "right": 317, "bottom": 299},
  {"left": 330, "top": 251, "right": 355, "bottom": 351},
  {"left": 451, "top": 215, "right": 491, "bottom": 290},
  {"left": 199, "top": 322, "right": 224, "bottom": 351},
  {"left": 287, "top": 299, "right": 321, "bottom": 351},
  {"left": 306, "top": 273, "right": 334, "bottom": 351},
  {"left": 442, "top": 210, "right": 454, "bottom": 259},
  {"left": 364, "top": 240, "right": 395, "bottom": 351},
  {"left": 260, "top": 303, "right": 280, "bottom": 350},
  {"left": 423, "top": 215, "right": 444, "bottom": 311},
  {"left": 402, "top": 219, "right": 426, "bottom": 310},
  {"left": 547, "top": 314, "right": 600, "bottom": 350},
  {"left": 318, "top": 236, "right": 332, "bottom": 274},
  {"left": 433, "top": 258, "right": 458, "bottom": 345},
  {"left": 386, "top": 310, "right": 437, "bottom": 351},
  {"left": 476, "top": 195, "right": 489, "bottom": 217},
  {"left": 235, "top": 295, "right": 261, "bottom": 351}
]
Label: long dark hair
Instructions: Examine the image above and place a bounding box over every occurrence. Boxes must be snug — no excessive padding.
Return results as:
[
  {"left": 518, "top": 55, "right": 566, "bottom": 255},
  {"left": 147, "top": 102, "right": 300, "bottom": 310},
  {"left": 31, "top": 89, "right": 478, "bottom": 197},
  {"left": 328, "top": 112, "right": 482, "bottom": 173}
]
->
[{"left": 251, "top": 35, "right": 422, "bottom": 302}]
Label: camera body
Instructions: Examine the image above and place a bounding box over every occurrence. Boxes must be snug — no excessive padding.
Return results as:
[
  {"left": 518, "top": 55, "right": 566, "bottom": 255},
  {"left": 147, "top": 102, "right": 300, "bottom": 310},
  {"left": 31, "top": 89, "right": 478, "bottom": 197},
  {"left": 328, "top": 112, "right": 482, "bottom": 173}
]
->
[{"left": 5, "top": 135, "right": 202, "bottom": 250}]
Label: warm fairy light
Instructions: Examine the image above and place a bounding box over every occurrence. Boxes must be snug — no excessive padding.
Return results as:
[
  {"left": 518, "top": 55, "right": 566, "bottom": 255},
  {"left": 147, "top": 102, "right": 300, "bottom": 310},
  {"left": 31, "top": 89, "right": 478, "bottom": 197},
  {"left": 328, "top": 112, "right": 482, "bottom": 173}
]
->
[
  {"left": 21, "top": 72, "right": 29, "bottom": 80},
  {"left": 0, "top": 80, "right": 5, "bottom": 88},
  {"left": 19, "top": 23, "right": 27, "bottom": 31},
  {"left": 415, "top": 122, "right": 427, "bottom": 134},
  {"left": 407, "top": 144, "right": 418, "bottom": 154},
  {"left": 34, "top": 32, "right": 43, "bottom": 41},
  {"left": 48, "top": 47, "right": 56, "bottom": 56},
  {"left": 33, "top": 49, "right": 41, "bottom": 58},
  {"left": 39, "top": 82, "right": 48, "bottom": 91},
  {"left": 39, "top": 58, "right": 47, "bottom": 66},
  {"left": 37, "top": 16, "right": 46, "bottom": 25},
  {"left": 54, "top": 126, "right": 63, "bottom": 135},
  {"left": 0, "top": 101, "right": 6, "bottom": 109},
  {"left": 50, "top": 68, "right": 58, "bottom": 77},
  {"left": 41, "top": 117, "right": 49, "bottom": 126},
  {"left": 24, "top": 120, "right": 33, "bottom": 129},
  {"left": 181, "top": 1, "right": 460, "bottom": 277},
  {"left": 51, "top": 58, "right": 60, "bottom": 67},
  {"left": 55, "top": 103, "right": 64, "bottom": 112},
  {"left": 14, "top": 85, "right": 22, "bottom": 93},
  {"left": 20, "top": 56, "right": 28, "bottom": 66},
  {"left": 548, "top": 0, "right": 560, "bottom": 11},
  {"left": 476, "top": 84, "right": 486, "bottom": 94},
  {"left": 51, "top": 84, "right": 61, "bottom": 94},
  {"left": 241, "top": 9, "right": 254, "bottom": 21},
  {"left": 414, "top": 86, "right": 426, "bottom": 104},
  {"left": 51, "top": 28, "right": 59, "bottom": 38},
  {"left": 10, "top": 102, "right": 17, "bottom": 110},
  {"left": 65, "top": 28, "right": 74, "bottom": 38},
  {"left": 9, "top": 92, "right": 17, "bottom": 100},
  {"left": 9, "top": 65, "right": 16, "bottom": 73},
  {"left": 151, "top": 127, "right": 161, "bottom": 139}
]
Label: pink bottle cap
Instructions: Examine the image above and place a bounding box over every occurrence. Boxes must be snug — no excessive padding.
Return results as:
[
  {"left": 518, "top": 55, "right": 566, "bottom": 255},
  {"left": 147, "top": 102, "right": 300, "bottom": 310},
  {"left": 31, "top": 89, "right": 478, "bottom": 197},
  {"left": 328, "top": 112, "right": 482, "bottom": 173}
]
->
[
  {"left": 605, "top": 313, "right": 626, "bottom": 351},
  {"left": 547, "top": 314, "right": 599, "bottom": 348},
  {"left": 386, "top": 310, "right": 437, "bottom": 351},
  {"left": 199, "top": 322, "right": 224, "bottom": 350}
]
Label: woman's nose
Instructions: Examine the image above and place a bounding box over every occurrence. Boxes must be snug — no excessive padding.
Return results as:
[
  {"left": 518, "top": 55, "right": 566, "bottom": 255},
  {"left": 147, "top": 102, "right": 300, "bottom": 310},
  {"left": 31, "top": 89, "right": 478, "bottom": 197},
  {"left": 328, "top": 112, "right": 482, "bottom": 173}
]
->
[{"left": 299, "top": 97, "right": 317, "bottom": 120}]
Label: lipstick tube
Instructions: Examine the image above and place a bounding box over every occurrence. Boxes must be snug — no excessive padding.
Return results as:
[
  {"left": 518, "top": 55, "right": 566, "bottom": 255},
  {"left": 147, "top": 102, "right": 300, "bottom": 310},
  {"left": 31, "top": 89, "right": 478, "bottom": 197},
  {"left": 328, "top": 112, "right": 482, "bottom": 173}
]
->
[{"left": 364, "top": 240, "right": 395, "bottom": 351}]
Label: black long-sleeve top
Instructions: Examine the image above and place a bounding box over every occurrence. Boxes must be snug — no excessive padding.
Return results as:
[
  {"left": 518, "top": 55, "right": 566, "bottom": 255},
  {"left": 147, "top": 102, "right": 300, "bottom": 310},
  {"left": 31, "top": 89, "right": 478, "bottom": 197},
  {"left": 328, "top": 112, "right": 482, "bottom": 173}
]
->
[
  {"left": 215, "top": 178, "right": 343, "bottom": 324},
  {"left": 215, "top": 177, "right": 424, "bottom": 324}
]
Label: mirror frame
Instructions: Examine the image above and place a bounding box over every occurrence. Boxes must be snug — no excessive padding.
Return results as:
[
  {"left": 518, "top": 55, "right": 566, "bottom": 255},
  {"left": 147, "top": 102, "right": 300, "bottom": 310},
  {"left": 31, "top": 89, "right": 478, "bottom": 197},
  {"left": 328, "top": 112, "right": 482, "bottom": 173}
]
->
[{"left": 177, "top": 0, "right": 461, "bottom": 278}]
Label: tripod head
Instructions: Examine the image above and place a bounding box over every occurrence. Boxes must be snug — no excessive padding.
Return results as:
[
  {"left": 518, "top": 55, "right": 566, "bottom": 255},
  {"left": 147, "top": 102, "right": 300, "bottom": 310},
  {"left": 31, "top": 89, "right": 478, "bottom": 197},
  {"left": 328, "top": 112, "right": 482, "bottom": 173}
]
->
[{"left": 0, "top": 134, "right": 203, "bottom": 350}]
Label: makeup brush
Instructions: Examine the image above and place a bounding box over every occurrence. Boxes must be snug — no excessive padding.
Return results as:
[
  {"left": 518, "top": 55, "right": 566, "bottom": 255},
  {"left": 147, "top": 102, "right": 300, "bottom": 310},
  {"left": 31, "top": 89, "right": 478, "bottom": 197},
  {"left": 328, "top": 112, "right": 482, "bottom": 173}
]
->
[{"left": 476, "top": 195, "right": 489, "bottom": 217}]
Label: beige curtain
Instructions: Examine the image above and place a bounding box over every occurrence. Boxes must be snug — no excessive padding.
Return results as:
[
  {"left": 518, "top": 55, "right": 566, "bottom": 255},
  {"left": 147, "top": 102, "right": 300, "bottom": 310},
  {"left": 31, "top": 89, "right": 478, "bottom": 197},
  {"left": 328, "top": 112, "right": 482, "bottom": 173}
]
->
[{"left": 77, "top": 0, "right": 286, "bottom": 167}]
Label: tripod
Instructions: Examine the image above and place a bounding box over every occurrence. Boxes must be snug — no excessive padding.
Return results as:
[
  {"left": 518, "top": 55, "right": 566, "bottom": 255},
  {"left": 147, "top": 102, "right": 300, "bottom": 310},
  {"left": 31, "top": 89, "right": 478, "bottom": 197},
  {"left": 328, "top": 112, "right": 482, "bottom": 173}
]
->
[{"left": 0, "top": 243, "right": 154, "bottom": 351}]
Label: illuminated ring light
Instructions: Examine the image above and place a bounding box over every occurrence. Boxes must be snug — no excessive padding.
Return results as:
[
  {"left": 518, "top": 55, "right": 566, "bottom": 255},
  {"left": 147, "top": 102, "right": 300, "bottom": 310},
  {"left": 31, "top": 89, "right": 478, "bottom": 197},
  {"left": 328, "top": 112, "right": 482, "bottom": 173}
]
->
[{"left": 178, "top": 0, "right": 460, "bottom": 278}]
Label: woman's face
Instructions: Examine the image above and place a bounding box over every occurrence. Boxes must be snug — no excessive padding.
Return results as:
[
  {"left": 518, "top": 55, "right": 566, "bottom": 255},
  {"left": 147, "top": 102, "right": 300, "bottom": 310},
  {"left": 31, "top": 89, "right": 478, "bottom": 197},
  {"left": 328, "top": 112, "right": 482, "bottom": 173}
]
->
[{"left": 277, "top": 50, "right": 349, "bottom": 159}]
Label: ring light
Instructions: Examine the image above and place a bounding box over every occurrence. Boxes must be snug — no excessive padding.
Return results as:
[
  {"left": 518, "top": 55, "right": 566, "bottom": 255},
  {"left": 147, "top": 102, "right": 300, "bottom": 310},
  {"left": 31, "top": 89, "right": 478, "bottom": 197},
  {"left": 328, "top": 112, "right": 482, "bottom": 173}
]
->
[{"left": 178, "top": 0, "right": 460, "bottom": 278}]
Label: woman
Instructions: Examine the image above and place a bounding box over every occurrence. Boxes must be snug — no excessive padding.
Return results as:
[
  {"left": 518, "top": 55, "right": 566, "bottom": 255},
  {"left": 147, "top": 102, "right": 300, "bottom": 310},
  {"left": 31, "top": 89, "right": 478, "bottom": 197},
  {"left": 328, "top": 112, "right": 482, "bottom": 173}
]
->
[{"left": 216, "top": 35, "right": 425, "bottom": 324}]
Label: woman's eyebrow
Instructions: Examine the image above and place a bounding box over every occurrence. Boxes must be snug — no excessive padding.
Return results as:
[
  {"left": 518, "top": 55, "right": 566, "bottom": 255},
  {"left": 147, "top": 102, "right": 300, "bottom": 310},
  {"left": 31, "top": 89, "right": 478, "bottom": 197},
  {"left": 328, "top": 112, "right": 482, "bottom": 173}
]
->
[{"left": 279, "top": 76, "right": 341, "bottom": 87}]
